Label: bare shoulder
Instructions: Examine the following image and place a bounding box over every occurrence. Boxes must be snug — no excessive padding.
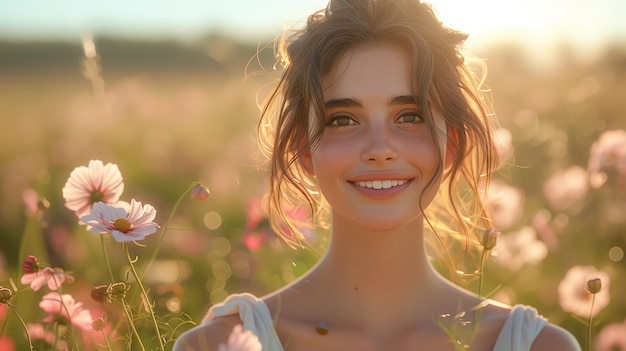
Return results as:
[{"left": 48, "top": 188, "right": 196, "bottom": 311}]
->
[
  {"left": 468, "top": 299, "right": 581, "bottom": 351},
  {"left": 173, "top": 314, "right": 242, "bottom": 351},
  {"left": 531, "top": 323, "right": 581, "bottom": 351}
]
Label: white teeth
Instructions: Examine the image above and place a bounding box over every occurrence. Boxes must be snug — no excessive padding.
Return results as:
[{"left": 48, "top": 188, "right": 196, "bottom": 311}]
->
[{"left": 355, "top": 180, "right": 407, "bottom": 189}]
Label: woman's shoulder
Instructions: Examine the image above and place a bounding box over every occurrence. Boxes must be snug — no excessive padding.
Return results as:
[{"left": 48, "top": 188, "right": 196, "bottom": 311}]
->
[
  {"left": 530, "top": 323, "right": 581, "bottom": 351},
  {"left": 481, "top": 301, "right": 580, "bottom": 351},
  {"left": 174, "top": 293, "right": 267, "bottom": 351}
]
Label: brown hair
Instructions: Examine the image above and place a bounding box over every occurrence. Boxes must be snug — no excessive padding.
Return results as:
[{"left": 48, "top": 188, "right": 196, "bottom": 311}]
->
[{"left": 258, "top": 0, "right": 500, "bottom": 265}]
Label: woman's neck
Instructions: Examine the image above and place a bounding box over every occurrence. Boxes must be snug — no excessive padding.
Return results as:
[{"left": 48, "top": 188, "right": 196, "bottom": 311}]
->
[
  {"left": 323, "top": 222, "right": 431, "bottom": 284},
  {"left": 300, "top": 215, "right": 455, "bottom": 332}
]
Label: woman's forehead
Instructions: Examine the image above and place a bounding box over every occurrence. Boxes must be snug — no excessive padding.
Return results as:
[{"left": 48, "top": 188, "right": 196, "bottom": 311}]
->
[{"left": 322, "top": 44, "right": 413, "bottom": 102}]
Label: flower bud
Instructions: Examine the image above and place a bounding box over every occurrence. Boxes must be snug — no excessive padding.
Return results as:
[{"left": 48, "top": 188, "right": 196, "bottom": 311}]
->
[
  {"left": 91, "top": 285, "right": 109, "bottom": 303},
  {"left": 109, "top": 282, "right": 129, "bottom": 299},
  {"left": 92, "top": 318, "right": 107, "bottom": 332},
  {"left": 190, "top": 183, "right": 210, "bottom": 201},
  {"left": 0, "top": 286, "right": 12, "bottom": 304},
  {"left": 22, "top": 255, "right": 40, "bottom": 274},
  {"left": 38, "top": 197, "right": 51, "bottom": 211},
  {"left": 587, "top": 277, "right": 602, "bottom": 294},
  {"left": 481, "top": 228, "right": 500, "bottom": 250}
]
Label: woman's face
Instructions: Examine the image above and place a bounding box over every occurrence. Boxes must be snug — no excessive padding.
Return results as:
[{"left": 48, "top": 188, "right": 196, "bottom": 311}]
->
[{"left": 303, "top": 44, "right": 443, "bottom": 232}]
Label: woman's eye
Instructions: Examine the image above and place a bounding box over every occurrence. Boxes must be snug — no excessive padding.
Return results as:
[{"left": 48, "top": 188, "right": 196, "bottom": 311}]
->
[
  {"left": 327, "top": 115, "right": 357, "bottom": 127},
  {"left": 395, "top": 113, "right": 422, "bottom": 124}
]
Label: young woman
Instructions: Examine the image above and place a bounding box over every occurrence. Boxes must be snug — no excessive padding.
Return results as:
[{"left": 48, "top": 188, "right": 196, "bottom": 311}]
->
[{"left": 175, "top": 0, "right": 581, "bottom": 350}]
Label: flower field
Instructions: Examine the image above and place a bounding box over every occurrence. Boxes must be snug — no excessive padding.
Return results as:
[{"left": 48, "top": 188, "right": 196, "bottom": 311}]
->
[{"left": 0, "top": 37, "right": 625, "bottom": 350}]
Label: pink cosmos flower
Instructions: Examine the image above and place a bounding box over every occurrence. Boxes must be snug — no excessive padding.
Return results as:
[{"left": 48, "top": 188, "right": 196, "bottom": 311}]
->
[
  {"left": 483, "top": 179, "right": 524, "bottom": 230},
  {"left": 218, "top": 324, "right": 261, "bottom": 351},
  {"left": 493, "top": 128, "right": 514, "bottom": 162},
  {"left": 243, "top": 198, "right": 314, "bottom": 248},
  {"left": 558, "top": 265, "right": 610, "bottom": 318},
  {"left": 244, "top": 198, "right": 266, "bottom": 233},
  {"left": 22, "top": 188, "right": 44, "bottom": 217},
  {"left": 543, "top": 166, "right": 589, "bottom": 212},
  {"left": 242, "top": 231, "right": 267, "bottom": 251},
  {"left": 39, "top": 293, "right": 93, "bottom": 331},
  {"left": 588, "top": 129, "right": 626, "bottom": 190},
  {"left": 492, "top": 226, "right": 548, "bottom": 272},
  {"left": 243, "top": 198, "right": 270, "bottom": 250},
  {"left": 0, "top": 336, "right": 15, "bottom": 351},
  {"left": 80, "top": 199, "right": 159, "bottom": 242},
  {"left": 595, "top": 319, "right": 626, "bottom": 351},
  {"left": 26, "top": 323, "right": 67, "bottom": 350},
  {"left": 280, "top": 206, "right": 314, "bottom": 242},
  {"left": 62, "top": 160, "right": 125, "bottom": 218},
  {"left": 21, "top": 267, "right": 75, "bottom": 291},
  {"left": 531, "top": 210, "right": 559, "bottom": 250}
]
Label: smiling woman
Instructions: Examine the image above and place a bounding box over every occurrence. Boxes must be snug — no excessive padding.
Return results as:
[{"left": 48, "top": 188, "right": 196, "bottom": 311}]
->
[
  {"left": 173, "top": 1, "right": 581, "bottom": 350},
  {"left": 306, "top": 45, "right": 441, "bottom": 232}
]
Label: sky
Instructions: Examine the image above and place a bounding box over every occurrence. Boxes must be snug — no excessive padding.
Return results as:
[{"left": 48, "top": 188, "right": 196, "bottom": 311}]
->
[{"left": 2, "top": 0, "right": 625, "bottom": 60}]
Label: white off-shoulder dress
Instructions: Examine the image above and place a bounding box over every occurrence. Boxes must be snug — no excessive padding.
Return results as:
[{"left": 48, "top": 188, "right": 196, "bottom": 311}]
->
[{"left": 179, "top": 293, "right": 547, "bottom": 351}]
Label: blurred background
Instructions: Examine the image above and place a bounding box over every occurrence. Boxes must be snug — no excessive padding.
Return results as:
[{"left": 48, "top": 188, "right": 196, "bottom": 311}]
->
[{"left": 1, "top": 0, "right": 625, "bottom": 349}]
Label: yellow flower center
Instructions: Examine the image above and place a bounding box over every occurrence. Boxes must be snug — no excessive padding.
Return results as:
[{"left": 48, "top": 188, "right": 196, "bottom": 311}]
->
[
  {"left": 113, "top": 218, "right": 132, "bottom": 233},
  {"left": 89, "top": 190, "right": 105, "bottom": 204}
]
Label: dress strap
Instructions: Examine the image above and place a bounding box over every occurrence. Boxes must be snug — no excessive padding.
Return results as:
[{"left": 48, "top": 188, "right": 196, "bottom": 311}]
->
[
  {"left": 203, "top": 293, "right": 284, "bottom": 351},
  {"left": 493, "top": 305, "right": 547, "bottom": 351}
]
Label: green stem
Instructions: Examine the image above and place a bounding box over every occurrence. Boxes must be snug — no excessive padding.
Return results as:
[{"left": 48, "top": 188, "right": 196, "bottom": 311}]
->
[
  {"left": 121, "top": 298, "right": 146, "bottom": 351},
  {"left": 143, "top": 183, "right": 195, "bottom": 278},
  {"left": 478, "top": 249, "right": 488, "bottom": 299},
  {"left": 588, "top": 294, "right": 596, "bottom": 351},
  {"left": 8, "top": 305, "right": 33, "bottom": 350},
  {"left": 124, "top": 243, "right": 164, "bottom": 351},
  {"left": 101, "top": 235, "right": 115, "bottom": 283},
  {"left": 17, "top": 216, "right": 35, "bottom": 278},
  {"left": 18, "top": 212, "right": 48, "bottom": 283},
  {"left": 469, "top": 248, "right": 490, "bottom": 343},
  {"left": 101, "top": 330, "right": 113, "bottom": 351},
  {"left": 53, "top": 323, "right": 59, "bottom": 351}
]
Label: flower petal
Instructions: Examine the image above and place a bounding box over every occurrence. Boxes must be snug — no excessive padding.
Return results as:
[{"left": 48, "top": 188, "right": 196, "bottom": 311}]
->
[
  {"left": 62, "top": 160, "right": 124, "bottom": 218},
  {"left": 111, "top": 230, "right": 143, "bottom": 242},
  {"left": 20, "top": 273, "right": 36, "bottom": 285}
]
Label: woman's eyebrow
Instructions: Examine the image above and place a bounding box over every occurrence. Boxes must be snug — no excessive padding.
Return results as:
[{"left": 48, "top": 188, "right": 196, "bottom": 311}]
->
[
  {"left": 324, "top": 98, "right": 362, "bottom": 109},
  {"left": 390, "top": 95, "right": 418, "bottom": 106},
  {"left": 324, "top": 95, "right": 417, "bottom": 109}
]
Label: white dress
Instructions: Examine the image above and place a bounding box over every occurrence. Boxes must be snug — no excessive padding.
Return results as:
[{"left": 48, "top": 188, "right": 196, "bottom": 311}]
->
[{"left": 185, "top": 293, "right": 548, "bottom": 351}]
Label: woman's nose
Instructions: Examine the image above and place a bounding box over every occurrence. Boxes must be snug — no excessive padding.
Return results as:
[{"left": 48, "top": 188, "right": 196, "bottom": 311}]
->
[{"left": 361, "top": 126, "right": 398, "bottom": 163}]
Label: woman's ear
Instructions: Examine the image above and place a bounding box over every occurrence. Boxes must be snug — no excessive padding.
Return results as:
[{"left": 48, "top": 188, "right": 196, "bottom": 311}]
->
[
  {"left": 301, "top": 151, "right": 315, "bottom": 176},
  {"left": 445, "top": 126, "right": 459, "bottom": 169}
]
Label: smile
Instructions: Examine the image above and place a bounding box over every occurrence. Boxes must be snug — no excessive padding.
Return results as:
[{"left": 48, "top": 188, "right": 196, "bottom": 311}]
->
[{"left": 354, "top": 180, "right": 408, "bottom": 189}]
